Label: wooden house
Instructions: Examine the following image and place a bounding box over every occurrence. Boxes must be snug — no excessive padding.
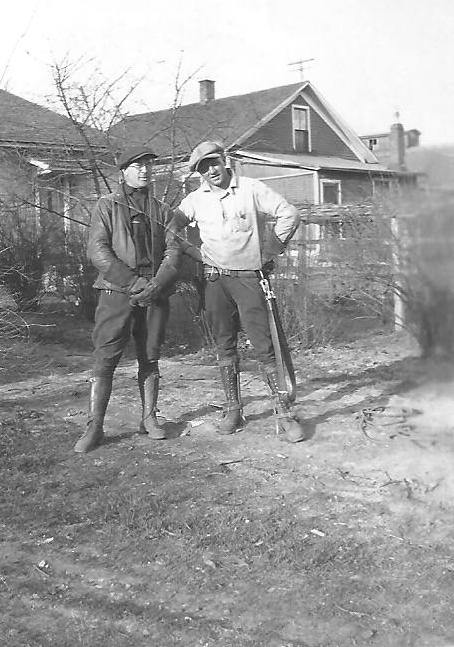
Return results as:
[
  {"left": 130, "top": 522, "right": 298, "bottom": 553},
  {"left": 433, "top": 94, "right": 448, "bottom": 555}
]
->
[{"left": 112, "top": 79, "right": 418, "bottom": 206}]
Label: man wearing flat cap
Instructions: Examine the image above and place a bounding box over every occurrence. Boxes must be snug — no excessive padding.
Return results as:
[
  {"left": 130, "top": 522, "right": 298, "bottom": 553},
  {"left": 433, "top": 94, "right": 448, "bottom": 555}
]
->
[
  {"left": 74, "top": 146, "right": 182, "bottom": 453},
  {"left": 175, "top": 140, "right": 308, "bottom": 443}
]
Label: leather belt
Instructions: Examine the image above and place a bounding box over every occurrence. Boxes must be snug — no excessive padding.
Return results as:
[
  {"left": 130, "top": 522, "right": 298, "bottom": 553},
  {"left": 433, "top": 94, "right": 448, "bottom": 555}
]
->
[{"left": 203, "top": 265, "right": 258, "bottom": 279}]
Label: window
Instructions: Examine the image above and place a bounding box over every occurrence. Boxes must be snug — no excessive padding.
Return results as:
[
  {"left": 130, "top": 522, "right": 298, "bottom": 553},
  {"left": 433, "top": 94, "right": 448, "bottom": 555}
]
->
[
  {"left": 320, "top": 180, "right": 343, "bottom": 239},
  {"left": 372, "top": 177, "right": 399, "bottom": 195},
  {"left": 368, "top": 138, "right": 378, "bottom": 150},
  {"left": 40, "top": 186, "right": 64, "bottom": 216},
  {"left": 292, "top": 105, "right": 311, "bottom": 153},
  {"left": 321, "top": 180, "right": 341, "bottom": 205}
]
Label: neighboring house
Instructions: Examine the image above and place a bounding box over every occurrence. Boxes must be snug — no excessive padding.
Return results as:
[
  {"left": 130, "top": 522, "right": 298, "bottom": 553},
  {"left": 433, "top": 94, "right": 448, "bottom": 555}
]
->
[
  {"left": 0, "top": 88, "right": 112, "bottom": 230},
  {"left": 112, "top": 79, "right": 418, "bottom": 206},
  {"left": 360, "top": 125, "right": 421, "bottom": 171},
  {"left": 0, "top": 89, "right": 115, "bottom": 307},
  {"left": 361, "top": 120, "right": 454, "bottom": 195}
]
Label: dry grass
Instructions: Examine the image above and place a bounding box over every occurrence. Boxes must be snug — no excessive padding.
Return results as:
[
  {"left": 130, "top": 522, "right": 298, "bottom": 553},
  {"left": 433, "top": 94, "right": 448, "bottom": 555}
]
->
[{"left": 1, "top": 300, "right": 454, "bottom": 646}]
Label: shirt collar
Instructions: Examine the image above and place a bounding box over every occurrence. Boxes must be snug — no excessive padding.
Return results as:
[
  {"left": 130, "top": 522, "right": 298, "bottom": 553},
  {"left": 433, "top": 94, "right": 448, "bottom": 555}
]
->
[
  {"left": 201, "top": 169, "right": 238, "bottom": 194},
  {"left": 124, "top": 183, "right": 148, "bottom": 196}
]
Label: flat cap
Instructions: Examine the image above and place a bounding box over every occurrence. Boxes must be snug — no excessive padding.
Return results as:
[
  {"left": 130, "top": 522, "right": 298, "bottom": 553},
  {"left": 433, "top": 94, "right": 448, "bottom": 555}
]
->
[
  {"left": 188, "top": 140, "right": 225, "bottom": 172},
  {"left": 117, "top": 145, "right": 157, "bottom": 170}
]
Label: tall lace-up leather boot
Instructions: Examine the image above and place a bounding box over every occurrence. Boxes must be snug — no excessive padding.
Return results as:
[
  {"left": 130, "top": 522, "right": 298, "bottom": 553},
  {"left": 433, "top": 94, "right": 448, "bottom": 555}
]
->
[
  {"left": 218, "top": 362, "right": 245, "bottom": 435},
  {"left": 74, "top": 376, "right": 112, "bottom": 453},
  {"left": 264, "top": 369, "right": 308, "bottom": 443},
  {"left": 138, "top": 372, "right": 166, "bottom": 440}
]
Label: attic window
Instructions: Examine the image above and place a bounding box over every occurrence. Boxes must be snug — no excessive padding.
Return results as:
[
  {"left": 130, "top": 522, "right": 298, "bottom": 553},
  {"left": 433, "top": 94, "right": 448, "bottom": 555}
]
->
[
  {"left": 292, "top": 105, "right": 311, "bottom": 153},
  {"left": 368, "top": 138, "right": 378, "bottom": 150}
]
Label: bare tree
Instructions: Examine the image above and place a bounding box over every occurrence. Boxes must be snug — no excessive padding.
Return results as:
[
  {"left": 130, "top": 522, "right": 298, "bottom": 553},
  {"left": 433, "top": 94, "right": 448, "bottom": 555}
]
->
[
  {"left": 158, "top": 56, "right": 202, "bottom": 205},
  {"left": 49, "top": 55, "right": 143, "bottom": 197}
]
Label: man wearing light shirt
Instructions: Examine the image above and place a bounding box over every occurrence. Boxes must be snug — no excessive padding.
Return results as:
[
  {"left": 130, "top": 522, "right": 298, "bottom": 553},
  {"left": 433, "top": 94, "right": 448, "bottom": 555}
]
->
[{"left": 177, "top": 141, "right": 309, "bottom": 442}]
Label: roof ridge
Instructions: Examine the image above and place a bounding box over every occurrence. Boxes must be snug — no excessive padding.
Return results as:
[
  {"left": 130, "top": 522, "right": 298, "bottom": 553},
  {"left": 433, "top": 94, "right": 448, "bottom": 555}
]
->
[{"left": 124, "top": 82, "right": 305, "bottom": 120}]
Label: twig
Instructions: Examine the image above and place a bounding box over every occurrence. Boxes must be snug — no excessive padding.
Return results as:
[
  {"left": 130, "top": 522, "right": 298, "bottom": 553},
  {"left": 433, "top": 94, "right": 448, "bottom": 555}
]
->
[
  {"left": 26, "top": 323, "right": 57, "bottom": 328},
  {"left": 380, "top": 479, "right": 403, "bottom": 488},
  {"left": 33, "top": 564, "right": 50, "bottom": 578},
  {"left": 335, "top": 604, "right": 369, "bottom": 618},
  {"left": 219, "top": 458, "right": 245, "bottom": 466}
]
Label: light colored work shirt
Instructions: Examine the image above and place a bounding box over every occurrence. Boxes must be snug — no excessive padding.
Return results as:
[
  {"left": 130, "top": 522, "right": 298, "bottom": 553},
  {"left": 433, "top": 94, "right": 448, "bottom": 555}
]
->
[{"left": 178, "top": 173, "right": 299, "bottom": 270}]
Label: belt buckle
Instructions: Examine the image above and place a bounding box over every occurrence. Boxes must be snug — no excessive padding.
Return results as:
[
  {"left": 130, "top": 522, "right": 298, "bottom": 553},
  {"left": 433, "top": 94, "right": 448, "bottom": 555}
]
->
[{"left": 207, "top": 266, "right": 219, "bottom": 281}]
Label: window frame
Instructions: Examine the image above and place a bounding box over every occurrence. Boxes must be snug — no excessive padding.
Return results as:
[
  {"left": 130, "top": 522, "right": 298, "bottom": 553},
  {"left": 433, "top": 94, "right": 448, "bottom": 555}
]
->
[
  {"left": 292, "top": 104, "right": 311, "bottom": 153},
  {"left": 320, "top": 179, "right": 342, "bottom": 205}
]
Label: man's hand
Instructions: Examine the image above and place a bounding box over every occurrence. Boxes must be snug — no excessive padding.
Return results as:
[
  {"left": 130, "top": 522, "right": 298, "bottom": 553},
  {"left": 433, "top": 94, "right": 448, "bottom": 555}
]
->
[
  {"left": 129, "top": 278, "right": 161, "bottom": 307},
  {"left": 180, "top": 240, "right": 203, "bottom": 263},
  {"left": 128, "top": 276, "right": 149, "bottom": 296},
  {"left": 261, "top": 231, "right": 286, "bottom": 269}
]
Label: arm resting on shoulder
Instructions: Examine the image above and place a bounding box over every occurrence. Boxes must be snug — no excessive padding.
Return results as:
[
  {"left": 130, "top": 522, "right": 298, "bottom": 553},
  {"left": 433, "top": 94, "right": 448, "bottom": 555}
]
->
[{"left": 171, "top": 205, "right": 203, "bottom": 263}]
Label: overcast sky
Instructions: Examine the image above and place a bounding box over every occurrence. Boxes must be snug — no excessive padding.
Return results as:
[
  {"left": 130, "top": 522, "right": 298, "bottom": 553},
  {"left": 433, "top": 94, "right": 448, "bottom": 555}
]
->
[{"left": 1, "top": 0, "right": 453, "bottom": 146}]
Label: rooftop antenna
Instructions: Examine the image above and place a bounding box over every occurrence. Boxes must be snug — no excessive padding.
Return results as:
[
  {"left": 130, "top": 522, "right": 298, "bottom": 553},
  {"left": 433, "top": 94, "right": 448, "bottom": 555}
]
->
[{"left": 288, "top": 58, "right": 315, "bottom": 81}]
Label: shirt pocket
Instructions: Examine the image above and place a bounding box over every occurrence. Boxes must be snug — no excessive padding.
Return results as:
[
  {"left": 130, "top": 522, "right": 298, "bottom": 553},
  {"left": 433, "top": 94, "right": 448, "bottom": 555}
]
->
[{"left": 234, "top": 211, "right": 253, "bottom": 232}]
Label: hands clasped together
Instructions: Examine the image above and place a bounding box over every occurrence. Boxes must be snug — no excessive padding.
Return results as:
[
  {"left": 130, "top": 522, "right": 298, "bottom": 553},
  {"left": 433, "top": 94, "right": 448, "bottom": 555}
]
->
[{"left": 128, "top": 276, "right": 161, "bottom": 307}]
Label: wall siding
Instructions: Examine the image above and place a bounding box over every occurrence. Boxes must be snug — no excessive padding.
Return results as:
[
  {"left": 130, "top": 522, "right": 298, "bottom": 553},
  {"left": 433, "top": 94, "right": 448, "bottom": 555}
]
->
[
  {"left": 238, "top": 161, "right": 314, "bottom": 203},
  {"left": 242, "top": 94, "right": 357, "bottom": 159},
  {"left": 0, "top": 149, "right": 35, "bottom": 201}
]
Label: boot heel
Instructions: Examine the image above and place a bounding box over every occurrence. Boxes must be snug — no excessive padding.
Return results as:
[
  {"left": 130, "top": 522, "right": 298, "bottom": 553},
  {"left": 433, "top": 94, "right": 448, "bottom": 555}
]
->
[
  {"left": 74, "top": 377, "right": 112, "bottom": 453},
  {"left": 74, "top": 420, "right": 104, "bottom": 453},
  {"left": 265, "top": 369, "right": 307, "bottom": 443},
  {"left": 139, "top": 373, "right": 167, "bottom": 440},
  {"left": 218, "top": 363, "right": 244, "bottom": 435}
]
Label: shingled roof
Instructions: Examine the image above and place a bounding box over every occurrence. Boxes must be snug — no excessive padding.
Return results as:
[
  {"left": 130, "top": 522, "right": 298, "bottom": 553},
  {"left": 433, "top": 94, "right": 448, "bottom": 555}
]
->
[
  {"left": 0, "top": 89, "right": 107, "bottom": 150},
  {"left": 111, "top": 80, "right": 378, "bottom": 166},
  {"left": 111, "top": 82, "right": 307, "bottom": 157}
]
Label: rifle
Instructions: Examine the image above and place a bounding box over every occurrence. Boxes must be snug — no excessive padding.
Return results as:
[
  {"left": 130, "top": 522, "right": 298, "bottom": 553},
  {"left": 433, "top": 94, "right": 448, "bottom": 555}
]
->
[{"left": 258, "top": 270, "right": 296, "bottom": 403}]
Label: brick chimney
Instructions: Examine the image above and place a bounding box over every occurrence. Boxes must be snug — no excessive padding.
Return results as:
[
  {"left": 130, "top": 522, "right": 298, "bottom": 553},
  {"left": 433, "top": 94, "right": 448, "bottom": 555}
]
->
[
  {"left": 199, "top": 79, "right": 215, "bottom": 104},
  {"left": 388, "top": 121, "right": 406, "bottom": 171}
]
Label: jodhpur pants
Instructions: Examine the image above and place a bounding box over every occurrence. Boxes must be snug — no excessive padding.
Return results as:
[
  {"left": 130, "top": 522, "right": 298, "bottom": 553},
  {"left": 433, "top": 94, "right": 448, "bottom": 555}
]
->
[
  {"left": 204, "top": 273, "right": 275, "bottom": 367},
  {"left": 92, "top": 290, "right": 169, "bottom": 378}
]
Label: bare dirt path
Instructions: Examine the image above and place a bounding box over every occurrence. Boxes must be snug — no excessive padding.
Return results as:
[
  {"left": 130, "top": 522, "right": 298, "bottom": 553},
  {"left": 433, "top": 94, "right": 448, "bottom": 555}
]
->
[{"left": 1, "top": 331, "right": 454, "bottom": 646}]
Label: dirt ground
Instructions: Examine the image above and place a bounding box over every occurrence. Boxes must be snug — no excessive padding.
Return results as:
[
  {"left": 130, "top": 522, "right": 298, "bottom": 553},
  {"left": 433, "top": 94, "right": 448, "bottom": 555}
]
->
[{"left": 1, "top": 318, "right": 454, "bottom": 647}]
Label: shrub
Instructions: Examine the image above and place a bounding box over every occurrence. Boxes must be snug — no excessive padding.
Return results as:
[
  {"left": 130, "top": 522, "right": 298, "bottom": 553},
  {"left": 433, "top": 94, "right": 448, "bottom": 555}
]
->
[
  {"left": 396, "top": 194, "right": 454, "bottom": 357},
  {"left": 0, "top": 204, "right": 44, "bottom": 311}
]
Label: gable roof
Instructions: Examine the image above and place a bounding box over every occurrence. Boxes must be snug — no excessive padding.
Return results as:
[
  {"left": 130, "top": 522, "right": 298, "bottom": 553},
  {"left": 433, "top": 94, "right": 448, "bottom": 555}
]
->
[
  {"left": 112, "top": 82, "right": 305, "bottom": 157},
  {"left": 301, "top": 84, "right": 377, "bottom": 164},
  {"left": 111, "top": 81, "right": 378, "bottom": 165},
  {"left": 0, "top": 89, "right": 107, "bottom": 150}
]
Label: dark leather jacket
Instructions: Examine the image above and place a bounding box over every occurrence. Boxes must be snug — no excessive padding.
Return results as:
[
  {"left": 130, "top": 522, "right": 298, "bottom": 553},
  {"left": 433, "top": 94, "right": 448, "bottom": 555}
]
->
[{"left": 87, "top": 185, "right": 181, "bottom": 294}]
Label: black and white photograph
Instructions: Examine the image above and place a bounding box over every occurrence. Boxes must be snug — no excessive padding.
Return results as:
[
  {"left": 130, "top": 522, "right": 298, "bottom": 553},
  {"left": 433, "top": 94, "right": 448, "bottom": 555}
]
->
[{"left": 1, "top": 1, "right": 453, "bottom": 645}]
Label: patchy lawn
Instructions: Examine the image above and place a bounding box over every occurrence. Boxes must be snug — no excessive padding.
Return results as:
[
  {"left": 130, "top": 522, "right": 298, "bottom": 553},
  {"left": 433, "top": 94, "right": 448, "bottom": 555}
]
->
[{"left": 1, "top": 317, "right": 454, "bottom": 647}]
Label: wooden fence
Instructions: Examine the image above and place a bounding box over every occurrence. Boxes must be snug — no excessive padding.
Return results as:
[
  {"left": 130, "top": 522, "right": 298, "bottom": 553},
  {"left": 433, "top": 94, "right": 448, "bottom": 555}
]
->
[{"left": 271, "top": 202, "right": 396, "bottom": 344}]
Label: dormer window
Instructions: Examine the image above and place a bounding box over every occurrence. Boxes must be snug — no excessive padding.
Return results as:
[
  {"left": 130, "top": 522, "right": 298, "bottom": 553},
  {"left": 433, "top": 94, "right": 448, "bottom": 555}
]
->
[{"left": 292, "top": 105, "right": 311, "bottom": 153}]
